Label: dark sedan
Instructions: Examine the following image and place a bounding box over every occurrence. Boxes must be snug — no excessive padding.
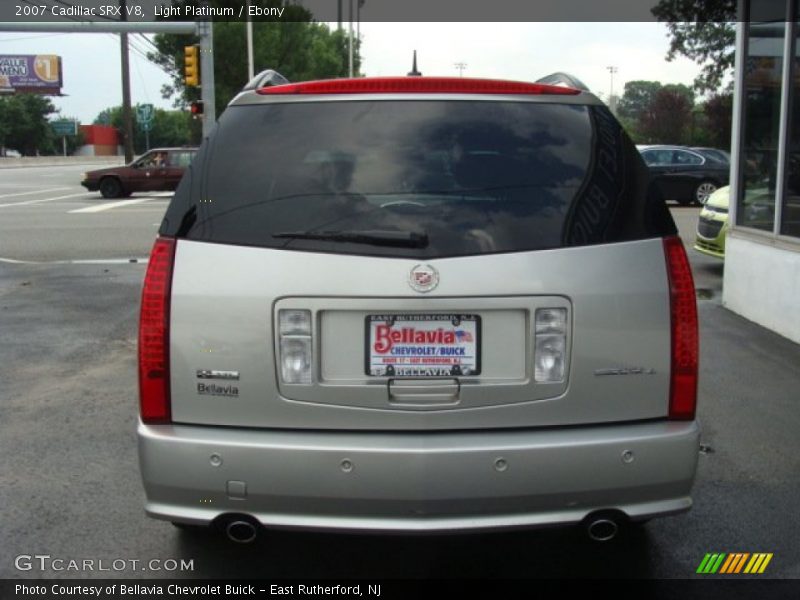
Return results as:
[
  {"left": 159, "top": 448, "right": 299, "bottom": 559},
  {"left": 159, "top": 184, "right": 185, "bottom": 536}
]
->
[
  {"left": 639, "top": 145, "right": 729, "bottom": 206},
  {"left": 81, "top": 147, "right": 197, "bottom": 199}
]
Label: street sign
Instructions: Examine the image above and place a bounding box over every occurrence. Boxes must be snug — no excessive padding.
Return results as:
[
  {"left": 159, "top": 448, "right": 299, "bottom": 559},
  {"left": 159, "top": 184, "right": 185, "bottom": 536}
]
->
[
  {"left": 140, "top": 120, "right": 152, "bottom": 132},
  {"left": 136, "top": 103, "right": 154, "bottom": 124},
  {"left": 51, "top": 120, "right": 77, "bottom": 136}
]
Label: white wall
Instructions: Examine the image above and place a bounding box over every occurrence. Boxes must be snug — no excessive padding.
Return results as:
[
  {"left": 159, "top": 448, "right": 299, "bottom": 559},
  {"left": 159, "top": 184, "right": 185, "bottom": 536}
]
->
[{"left": 723, "top": 233, "right": 800, "bottom": 344}]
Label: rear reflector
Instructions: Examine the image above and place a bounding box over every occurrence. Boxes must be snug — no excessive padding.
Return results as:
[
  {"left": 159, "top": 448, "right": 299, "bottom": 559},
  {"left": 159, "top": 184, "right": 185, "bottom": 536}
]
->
[
  {"left": 138, "top": 236, "right": 175, "bottom": 424},
  {"left": 663, "top": 236, "right": 699, "bottom": 420},
  {"left": 257, "top": 77, "right": 581, "bottom": 96}
]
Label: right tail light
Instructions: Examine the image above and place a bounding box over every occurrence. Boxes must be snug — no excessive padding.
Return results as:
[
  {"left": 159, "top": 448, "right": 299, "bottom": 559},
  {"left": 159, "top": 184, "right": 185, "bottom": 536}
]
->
[{"left": 663, "top": 236, "right": 699, "bottom": 420}]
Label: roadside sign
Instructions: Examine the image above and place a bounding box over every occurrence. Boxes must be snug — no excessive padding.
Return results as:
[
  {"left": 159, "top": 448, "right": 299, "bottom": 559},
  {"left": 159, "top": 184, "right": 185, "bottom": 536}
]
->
[
  {"left": 51, "top": 120, "right": 77, "bottom": 136},
  {"left": 140, "top": 120, "right": 152, "bottom": 132},
  {"left": 136, "top": 103, "right": 154, "bottom": 124}
]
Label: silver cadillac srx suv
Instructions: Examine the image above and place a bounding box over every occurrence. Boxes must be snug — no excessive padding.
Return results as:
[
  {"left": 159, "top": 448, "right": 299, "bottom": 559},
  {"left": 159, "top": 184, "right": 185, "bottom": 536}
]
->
[{"left": 138, "top": 74, "right": 699, "bottom": 543}]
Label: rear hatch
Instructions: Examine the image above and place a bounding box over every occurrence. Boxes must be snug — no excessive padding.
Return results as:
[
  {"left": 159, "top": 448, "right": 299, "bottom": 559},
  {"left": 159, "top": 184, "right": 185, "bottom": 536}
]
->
[{"left": 158, "top": 91, "right": 680, "bottom": 431}]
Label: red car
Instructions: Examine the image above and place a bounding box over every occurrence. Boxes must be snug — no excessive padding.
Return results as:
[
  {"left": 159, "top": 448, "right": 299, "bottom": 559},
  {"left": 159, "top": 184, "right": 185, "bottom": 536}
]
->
[{"left": 81, "top": 147, "right": 197, "bottom": 198}]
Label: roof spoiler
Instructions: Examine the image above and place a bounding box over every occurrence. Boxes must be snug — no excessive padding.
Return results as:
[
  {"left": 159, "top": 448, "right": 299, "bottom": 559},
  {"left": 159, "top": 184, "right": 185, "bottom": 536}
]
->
[
  {"left": 534, "top": 72, "right": 590, "bottom": 92},
  {"left": 242, "top": 69, "right": 290, "bottom": 92}
]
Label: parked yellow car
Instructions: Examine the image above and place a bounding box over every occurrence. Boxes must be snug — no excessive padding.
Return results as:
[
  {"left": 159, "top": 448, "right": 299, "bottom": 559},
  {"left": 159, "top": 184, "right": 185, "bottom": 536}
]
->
[{"left": 694, "top": 185, "right": 729, "bottom": 258}]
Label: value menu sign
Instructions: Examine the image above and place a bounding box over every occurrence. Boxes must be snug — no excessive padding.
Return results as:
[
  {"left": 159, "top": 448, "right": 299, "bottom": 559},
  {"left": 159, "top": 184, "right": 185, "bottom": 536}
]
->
[{"left": 0, "top": 55, "right": 63, "bottom": 95}]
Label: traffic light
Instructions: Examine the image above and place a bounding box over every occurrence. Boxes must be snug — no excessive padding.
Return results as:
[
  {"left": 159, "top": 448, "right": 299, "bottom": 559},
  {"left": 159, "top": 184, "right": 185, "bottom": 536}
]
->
[
  {"left": 184, "top": 45, "right": 200, "bottom": 87},
  {"left": 190, "top": 101, "right": 204, "bottom": 116}
]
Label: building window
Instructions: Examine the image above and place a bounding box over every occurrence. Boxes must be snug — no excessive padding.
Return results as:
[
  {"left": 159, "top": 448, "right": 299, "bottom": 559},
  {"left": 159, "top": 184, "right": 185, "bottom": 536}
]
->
[
  {"left": 739, "top": 21, "right": 786, "bottom": 232},
  {"left": 782, "top": 7, "right": 800, "bottom": 237}
]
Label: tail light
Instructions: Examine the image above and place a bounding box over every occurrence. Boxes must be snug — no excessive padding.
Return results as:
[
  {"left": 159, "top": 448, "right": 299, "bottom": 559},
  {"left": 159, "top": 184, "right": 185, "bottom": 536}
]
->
[
  {"left": 663, "top": 236, "right": 699, "bottom": 420},
  {"left": 138, "top": 236, "right": 175, "bottom": 423}
]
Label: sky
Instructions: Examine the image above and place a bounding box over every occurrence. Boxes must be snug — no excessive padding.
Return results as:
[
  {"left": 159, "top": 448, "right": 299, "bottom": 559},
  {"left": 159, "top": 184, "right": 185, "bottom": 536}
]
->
[{"left": 0, "top": 22, "right": 704, "bottom": 123}]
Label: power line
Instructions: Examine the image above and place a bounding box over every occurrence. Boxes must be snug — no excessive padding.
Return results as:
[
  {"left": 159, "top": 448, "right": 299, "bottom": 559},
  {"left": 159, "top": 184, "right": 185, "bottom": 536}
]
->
[
  {"left": 0, "top": 33, "right": 70, "bottom": 42},
  {"left": 137, "top": 33, "right": 177, "bottom": 70}
]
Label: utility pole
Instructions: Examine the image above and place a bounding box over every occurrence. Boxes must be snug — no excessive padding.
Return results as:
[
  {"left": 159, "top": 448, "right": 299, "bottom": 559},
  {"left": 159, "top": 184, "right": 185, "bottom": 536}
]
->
[
  {"left": 356, "top": 0, "right": 365, "bottom": 75},
  {"left": 606, "top": 65, "right": 618, "bottom": 114},
  {"left": 348, "top": 0, "right": 353, "bottom": 77},
  {"left": 198, "top": 20, "right": 216, "bottom": 139},
  {"left": 0, "top": 21, "right": 209, "bottom": 140},
  {"left": 245, "top": 0, "right": 254, "bottom": 81},
  {"left": 120, "top": 0, "right": 134, "bottom": 163},
  {"left": 454, "top": 62, "right": 467, "bottom": 77}
]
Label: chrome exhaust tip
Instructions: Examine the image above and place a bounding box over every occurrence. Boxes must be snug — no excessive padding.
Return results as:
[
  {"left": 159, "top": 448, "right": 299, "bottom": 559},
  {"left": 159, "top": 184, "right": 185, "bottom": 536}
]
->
[
  {"left": 586, "top": 518, "right": 619, "bottom": 542},
  {"left": 225, "top": 520, "right": 258, "bottom": 543}
]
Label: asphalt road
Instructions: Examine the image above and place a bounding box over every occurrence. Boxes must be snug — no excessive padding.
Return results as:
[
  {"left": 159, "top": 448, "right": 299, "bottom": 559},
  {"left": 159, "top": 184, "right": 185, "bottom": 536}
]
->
[
  {"left": 0, "top": 164, "right": 168, "bottom": 263},
  {"left": 1, "top": 165, "right": 798, "bottom": 580}
]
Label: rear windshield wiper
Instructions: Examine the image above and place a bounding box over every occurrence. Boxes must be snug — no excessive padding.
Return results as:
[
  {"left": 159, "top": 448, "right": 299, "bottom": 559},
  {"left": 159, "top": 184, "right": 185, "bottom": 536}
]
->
[{"left": 273, "top": 230, "right": 428, "bottom": 248}]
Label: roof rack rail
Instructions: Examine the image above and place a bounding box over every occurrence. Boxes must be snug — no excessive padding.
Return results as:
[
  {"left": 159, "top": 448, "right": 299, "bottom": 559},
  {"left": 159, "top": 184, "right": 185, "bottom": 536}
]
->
[
  {"left": 534, "top": 72, "right": 590, "bottom": 92},
  {"left": 242, "top": 69, "right": 290, "bottom": 91}
]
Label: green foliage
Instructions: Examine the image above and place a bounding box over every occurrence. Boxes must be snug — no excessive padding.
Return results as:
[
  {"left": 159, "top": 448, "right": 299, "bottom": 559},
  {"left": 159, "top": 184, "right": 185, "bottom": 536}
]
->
[
  {"left": 703, "top": 92, "right": 733, "bottom": 150},
  {"left": 638, "top": 86, "right": 694, "bottom": 144},
  {"left": 617, "top": 81, "right": 705, "bottom": 145},
  {"left": 617, "top": 81, "right": 663, "bottom": 121},
  {"left": 93, "top": 105, "right": 191, "bottom": 153},
  {"left": 651, "top": 0, "right": 736, "bottom": 93},
  {"left": 0, "top": 93, "right": 58, "bottom": 155},
  {"left": 148, "top": 3, "right": 359, "bottom": 118}
]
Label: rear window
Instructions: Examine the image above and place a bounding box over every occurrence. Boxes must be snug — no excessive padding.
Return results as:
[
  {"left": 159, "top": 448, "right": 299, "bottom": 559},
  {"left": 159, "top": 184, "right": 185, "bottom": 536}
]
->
[{"left": 162, "top": 100, "right": 674, "bottom": 258}]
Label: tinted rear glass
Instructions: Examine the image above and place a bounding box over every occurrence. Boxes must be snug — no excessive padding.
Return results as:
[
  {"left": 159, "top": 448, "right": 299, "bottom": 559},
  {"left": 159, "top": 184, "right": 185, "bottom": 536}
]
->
[{"left": 162, "top": 100, "right": 674, "bottom": 257}]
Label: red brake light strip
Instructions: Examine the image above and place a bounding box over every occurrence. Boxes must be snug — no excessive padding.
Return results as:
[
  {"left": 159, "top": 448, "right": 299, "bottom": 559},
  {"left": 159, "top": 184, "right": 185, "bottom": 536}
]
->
[{"left": 257, "top": 77, "right": 581, "bottom": 96}]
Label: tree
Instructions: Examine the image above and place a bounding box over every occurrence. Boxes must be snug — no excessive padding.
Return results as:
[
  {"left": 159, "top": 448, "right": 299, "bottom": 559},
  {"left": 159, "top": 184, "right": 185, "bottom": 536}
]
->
[
  {"left": 662, "top": 83, "right": 695, "bottom": 107},
  {"left": 148, "top": 3, "right": 359, "bottom": 118},
  {"left": 638, "top": 86, "right": 694, "bottom": 144},
  {"left": 703, "top": 92, "right": 733, "bottom": 150},
  {"left": 617, "top": 80, "right": 662, "bottom": 122},
  {"left": 616, "top": 81, "right": 695, "bottom": 144},
  {"left": 0, "top": 94, "right": 57, "bottom": 155},
  {"left": 94, "top": 105, "right": 191, "bottom": 153},
  {"left": 652, "top": 0, "right": 737, "bottom": 93}
]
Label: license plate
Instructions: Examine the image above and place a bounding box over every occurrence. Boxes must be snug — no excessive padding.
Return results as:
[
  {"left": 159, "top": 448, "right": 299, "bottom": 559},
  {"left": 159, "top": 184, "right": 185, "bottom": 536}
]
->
[{"left": 365, "top": 314, "right": 481, "bottom": 377}]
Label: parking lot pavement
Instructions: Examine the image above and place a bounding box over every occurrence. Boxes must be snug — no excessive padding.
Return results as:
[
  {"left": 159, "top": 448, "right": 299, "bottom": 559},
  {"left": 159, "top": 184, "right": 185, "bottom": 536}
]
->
[{"left": 1, "top": 203, "right": 799, "bottom": 579}]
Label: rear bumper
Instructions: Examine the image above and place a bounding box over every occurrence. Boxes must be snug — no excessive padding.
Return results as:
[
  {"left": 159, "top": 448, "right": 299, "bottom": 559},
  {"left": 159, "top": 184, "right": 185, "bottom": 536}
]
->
[{"left": 138, "top": 420, "right": 700, "bottom": 533}]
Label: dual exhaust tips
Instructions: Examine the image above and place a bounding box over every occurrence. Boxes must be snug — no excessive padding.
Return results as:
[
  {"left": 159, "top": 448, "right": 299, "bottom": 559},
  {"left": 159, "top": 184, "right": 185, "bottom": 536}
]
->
[{"left": 211, "top": 512, "right": 626, "bottom": 544}]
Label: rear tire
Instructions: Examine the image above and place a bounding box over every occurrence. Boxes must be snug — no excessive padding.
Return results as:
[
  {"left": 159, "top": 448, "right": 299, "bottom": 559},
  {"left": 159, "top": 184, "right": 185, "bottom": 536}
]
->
[
  {"left": 99, "top": 177, "right": 123, "bottom": 199},
  {"left": 694, "top": 180, "right": 718, "bottom": 206}
]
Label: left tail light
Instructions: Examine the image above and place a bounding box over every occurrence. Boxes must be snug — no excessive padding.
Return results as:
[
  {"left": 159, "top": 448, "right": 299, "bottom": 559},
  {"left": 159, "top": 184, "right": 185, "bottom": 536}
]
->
[
  {"left": 663, "top": 236, "right": 699, "bottom": 420},
  {"left": 138, "top": 236, "right": 176, "bottom": 423}
]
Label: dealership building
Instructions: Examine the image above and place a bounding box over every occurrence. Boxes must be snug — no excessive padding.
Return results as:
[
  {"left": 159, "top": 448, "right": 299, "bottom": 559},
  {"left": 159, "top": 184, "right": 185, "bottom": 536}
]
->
[{"left": 725, "top": 2, "right": 800, "bottom": 343}]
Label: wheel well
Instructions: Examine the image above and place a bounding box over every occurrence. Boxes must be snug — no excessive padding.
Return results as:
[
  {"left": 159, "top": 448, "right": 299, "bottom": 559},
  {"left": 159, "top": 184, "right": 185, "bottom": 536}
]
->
[{"left": 99, "top": 175, "right": 121, "bottom": 186}]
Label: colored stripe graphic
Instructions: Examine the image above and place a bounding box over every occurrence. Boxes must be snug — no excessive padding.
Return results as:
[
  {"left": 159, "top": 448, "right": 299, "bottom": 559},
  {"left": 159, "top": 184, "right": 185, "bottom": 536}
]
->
[
  {"left": 697, "top": 553, "right": 727, "bottom": 574},
  {"left": 699, "top": 553, "right": 773, "bottom": 575},
  {"left": 720, "top": 553, "right": 750, "bottom": 573},
  {"left": 744, "top": 553, "right": 773, "bottom": 574}
]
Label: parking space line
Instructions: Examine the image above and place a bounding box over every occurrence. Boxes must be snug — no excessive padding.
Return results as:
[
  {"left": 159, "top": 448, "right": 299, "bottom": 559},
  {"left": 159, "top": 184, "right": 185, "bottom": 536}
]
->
[
  {"left": 0, "top": 192, "right": 88, "bottom": 208},
  {"left": 69, "top": 198, "right": 150, "bottom": 213},
  {"left": 0, "top": 187, "right": 71, "bottom": 199}
]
